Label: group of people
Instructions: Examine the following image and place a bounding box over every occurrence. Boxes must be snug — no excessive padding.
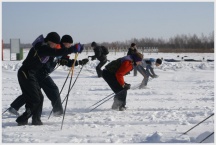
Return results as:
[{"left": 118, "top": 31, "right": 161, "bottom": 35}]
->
[{"left": 7, "top": 32, "right": 162, "bottom": 126}]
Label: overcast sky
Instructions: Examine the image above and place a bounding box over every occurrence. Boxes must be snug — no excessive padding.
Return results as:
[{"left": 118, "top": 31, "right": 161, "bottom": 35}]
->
[{"left": 2, "top": 1, "right": 214, "bottom": 44}]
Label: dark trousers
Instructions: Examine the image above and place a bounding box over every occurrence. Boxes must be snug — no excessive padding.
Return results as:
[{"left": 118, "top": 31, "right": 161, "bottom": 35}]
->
[
  {"left": 11, "top": 73, "right": 63, "bottom": 113},
  {"left": 96, "top": 59, "right": 107, "bottom": 77},
  {"left": 102, "top": 69, "right": 127, "bottom": 105},
  {"left": 17, "top": 67, "right": 44, "bottom": 121}
]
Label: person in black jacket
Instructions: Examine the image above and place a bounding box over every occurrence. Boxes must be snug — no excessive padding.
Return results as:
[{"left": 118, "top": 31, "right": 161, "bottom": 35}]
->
[
  {"left": 15, "top": 32, "right": 84, "bottom": 126},
  {"left": 8, "top": 35, "right": 88, "bottom": 118},
  {"left": 127, "top": 43, "right": 138, "bottom": 76},
  {"left": 127, "top": 43, "right": 137, "bottom": 56},
  {"left": 88, "top": 41, "right": 108, "bottom": 78}
]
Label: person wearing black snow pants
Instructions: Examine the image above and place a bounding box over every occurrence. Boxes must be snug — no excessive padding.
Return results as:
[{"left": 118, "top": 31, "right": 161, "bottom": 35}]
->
[
  {"left": 10, "top": 34, "right": 88, "bottom": 118},
  {"left": 10, "top": 60, "right": 63, "bottom": 116},
  {"left": 102, "top": 52, "right": 143, "bottom": 111},
  {"left": 15, "top": 32, "right": 83, "bottom": 126}
]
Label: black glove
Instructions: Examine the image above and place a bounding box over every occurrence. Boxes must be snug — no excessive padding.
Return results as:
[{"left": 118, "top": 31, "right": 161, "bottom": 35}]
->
[
  {"left": 88, "top": 56, "right": 96, "bottom": 61},
  {"left": 123, "top": 83, "right": 131, "bottom": 90},
  {"left": 78, "top": 58, "right": 89, "bottom": 66},
  {"left": 59, "top": 58, "right": 69, "bottom": 66}
]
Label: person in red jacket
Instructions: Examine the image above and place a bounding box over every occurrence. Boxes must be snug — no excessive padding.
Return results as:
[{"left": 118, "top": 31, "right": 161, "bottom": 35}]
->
[{"left": 102, "top": 52, "right": 143, "bottom": 111}]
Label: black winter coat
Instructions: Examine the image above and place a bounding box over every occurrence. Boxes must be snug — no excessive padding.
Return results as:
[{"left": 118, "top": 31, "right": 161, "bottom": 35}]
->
[
  {"left": 22, "top": 42, "right": 72, "bottom": 74},
  {"left": 93, "top": 46, "right": 107, "bottom": 61}
]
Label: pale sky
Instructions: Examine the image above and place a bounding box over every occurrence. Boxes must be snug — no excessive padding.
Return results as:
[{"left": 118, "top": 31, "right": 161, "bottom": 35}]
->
[{"left": 2, "top": 1, "right": 214, "bottom": 44}]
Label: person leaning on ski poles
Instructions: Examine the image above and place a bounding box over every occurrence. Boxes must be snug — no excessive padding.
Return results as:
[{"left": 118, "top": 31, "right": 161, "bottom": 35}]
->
[
  {"left": 137, "top": 58, "right": 162, "bottom": 89},
  {"left": 15, "top": 32, "right": 84, "bottom": 126},
  {"left": 8, "top": 35, "right": 88, "bottom": 118},
  {"left": 102, "top": 51, "right": 143, "bottom": 111}
]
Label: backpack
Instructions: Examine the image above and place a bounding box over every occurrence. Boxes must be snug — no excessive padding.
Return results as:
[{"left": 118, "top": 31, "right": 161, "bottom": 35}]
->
[
  {"left": 105, "top": 58, "right": 122, "bottom": 74},
  {"left": 101, "top": 46, "right": 109, "bottom": 55}
]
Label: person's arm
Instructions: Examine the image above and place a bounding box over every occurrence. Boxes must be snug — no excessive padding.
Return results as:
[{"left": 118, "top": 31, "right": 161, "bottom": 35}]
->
[
  {"left": 146, "top": 65, "right": 157, "bottom": 77},
  {"left": 37, "top": 44, "right": 80, "bottom": 57}
]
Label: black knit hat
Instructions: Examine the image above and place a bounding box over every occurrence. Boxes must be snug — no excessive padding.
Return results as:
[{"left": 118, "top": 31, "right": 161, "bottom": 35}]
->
[
  {"left": 61, "top": 35, "right": 73, "bottom": 43},
  {"left": 131, "top": 43, "right": 136, "bottom": 47},
  {"left": 44, "top": 32, "right": 60, "bottom": 44},
  {"left": 91, "top": 41, "right": 97, "bottom": 47},
  {"left": 156, "top": 58, "right": 162, "bottom": 65}
]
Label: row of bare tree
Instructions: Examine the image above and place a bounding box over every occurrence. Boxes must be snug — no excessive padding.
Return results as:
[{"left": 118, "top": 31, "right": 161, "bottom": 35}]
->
[{"left": 3, "top": 32, "right": 214, "bottom": 51}]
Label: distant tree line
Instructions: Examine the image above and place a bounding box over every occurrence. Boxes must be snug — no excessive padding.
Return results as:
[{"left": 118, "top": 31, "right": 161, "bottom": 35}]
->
[{"left": 3, "top": 32, "right": 214, "bottom": 52}]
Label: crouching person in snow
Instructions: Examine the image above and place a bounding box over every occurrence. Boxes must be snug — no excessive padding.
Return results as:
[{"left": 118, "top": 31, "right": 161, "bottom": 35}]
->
[
  {"left": 9, "top": 35, "right": 88, "bottom": 118},
  {"left": 137, "top": 58, "right": 162, "bottom": 89},
  {"left": 102, "top": 52, "right": 143, "bottom": 111},
  {"left": 15, "top": 32, "right": 84, "bottom": 126}
]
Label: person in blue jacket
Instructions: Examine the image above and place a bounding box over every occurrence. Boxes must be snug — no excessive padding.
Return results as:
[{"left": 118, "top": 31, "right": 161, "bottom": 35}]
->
[{"left": 137, "top": 58, "right": 162, "bottom": 89}]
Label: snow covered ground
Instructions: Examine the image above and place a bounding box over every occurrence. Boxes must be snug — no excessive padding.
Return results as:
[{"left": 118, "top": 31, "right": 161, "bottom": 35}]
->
[{"left": 1, "top": 49, "right": 214, "bottom": 143}]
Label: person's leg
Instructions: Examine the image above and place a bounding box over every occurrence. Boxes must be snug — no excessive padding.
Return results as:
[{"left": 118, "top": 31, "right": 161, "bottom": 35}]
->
[
  {"left": 16, "top": 68, "right": 42, "bottom": 125},
  {"left": 137, "top": 66, "right": 149, "bottom": 88},
  {"left": 133, "top": 66, "right": 138, "bottom": 76},
  {"left": 32, "top": 88, "right": 44, "bottom": 125},
  {"left": 102, "top": 70, "right": 126, "bottom": 110},
  {"left": 10, "top": 94, "right": 26, "bottom": 111},
  {"left": 40, "top": 76, "right": 63, "bottom": 115},
  {"left": 96, "top": 59, "right": 107, "bottom": 77}
]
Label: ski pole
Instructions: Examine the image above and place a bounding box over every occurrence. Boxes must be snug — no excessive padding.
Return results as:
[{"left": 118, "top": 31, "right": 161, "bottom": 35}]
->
[
  {"left": 88, "top": 82, "right": 142, "bottom": 109},
  {"left": 2, "top": 108, "right": 9, "bottom": 115},
  {"left": 89, "top": 93, "right": 115, "bottom": 112},
  {"left": 87, "top": 92, "right": 115, "bottom": 109},
  {"left": 47, "top": 67, "right": 72, "bottom": 119},
  {"left": 182, "top": 113, "right": 214, "bottom": 135},
  {"left": 48, "top": 65, "right": 84, "bottom": 119},
  {"left": 89, "top": 84, "right": 140, "bottom": 112},
  {"left": 61, "top": 53, "right": 79, "bottom": 130},
  {"left": 199, "top": 132, "right": 214, "bottom": 143}
]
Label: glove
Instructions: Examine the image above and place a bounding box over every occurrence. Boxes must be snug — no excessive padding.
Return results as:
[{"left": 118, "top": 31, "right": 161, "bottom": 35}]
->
[
  {"left": 75, "top": 43, "right": 84, "bottom": 53},
  {"left": 68, "top": 43, "right": 84, "bottom": 53},
  {"left": 78, "top": 58, "right": 89, "bottom": 66},
  {"left": 91, "top": 56, "right": 96, "bottom": 61},
  {"left": 123, "top": 83, "right": 131, "bottom": 90},
  {"left": 59, "top": 57, "right": 69, "bottom": 66}
]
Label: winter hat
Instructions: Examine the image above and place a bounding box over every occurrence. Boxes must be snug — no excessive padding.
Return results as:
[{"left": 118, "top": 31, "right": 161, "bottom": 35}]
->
[
  {"left": 131, "top": 43, "right": 136, "bottom": 47},
  {"left": 91, "top": 41, "right": 97, "bottom": 47},
  {"left": 61, "top": 35, "right": 73, "bottom": 43},
  {"left": 156, "top": 58, "right": 162, "bottom": 65},
  {"left": 44, "top": 32, "right": 60, "bottom": 44},
  {"left": 132, "top": 52, "right": 143, "bottom": 62}
]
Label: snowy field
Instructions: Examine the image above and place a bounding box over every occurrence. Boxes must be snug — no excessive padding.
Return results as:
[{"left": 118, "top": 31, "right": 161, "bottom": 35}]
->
[{"left": 1, "top": 49, "right": 214, "bottom": 143}]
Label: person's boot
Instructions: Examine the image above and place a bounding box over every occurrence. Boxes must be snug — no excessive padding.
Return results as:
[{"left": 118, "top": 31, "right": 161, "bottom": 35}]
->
[
  {"left": 32, "top": 116, "right": 43, "bottom": 125},
  {"left": 16, "top": 108, "right": 31, "bottom": 126},
  {"left": 8, "top": 107, "right": 19, "bottom": 116},
  {"left": 119, "top": 105, "right": 127, "bottom": 111},
  {"left": 111, "top": 98, "right": 123, "bottom": 110},
  {"left": 52, "top": 101, "right": 63, "bottom": 117}
]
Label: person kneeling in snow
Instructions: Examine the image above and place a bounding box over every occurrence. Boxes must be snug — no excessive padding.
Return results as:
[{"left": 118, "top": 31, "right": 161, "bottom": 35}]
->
[
  {"left": 137, "top": 58, "right": 162, "bottom": 89},
  {"left": 102, "top": 52, "right": 143, "bottom": 111}
]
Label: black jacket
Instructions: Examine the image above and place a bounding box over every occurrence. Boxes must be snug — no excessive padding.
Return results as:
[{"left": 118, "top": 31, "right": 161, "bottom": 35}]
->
[
  {"left": 93, "top": 46, "right": 107, "bottom": 62},
  {"left": 22, "top": 42, "right": 73, "bottom": 73},
  {"left": 127, "top": 47, "right": 137, "bottom": 56}
]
